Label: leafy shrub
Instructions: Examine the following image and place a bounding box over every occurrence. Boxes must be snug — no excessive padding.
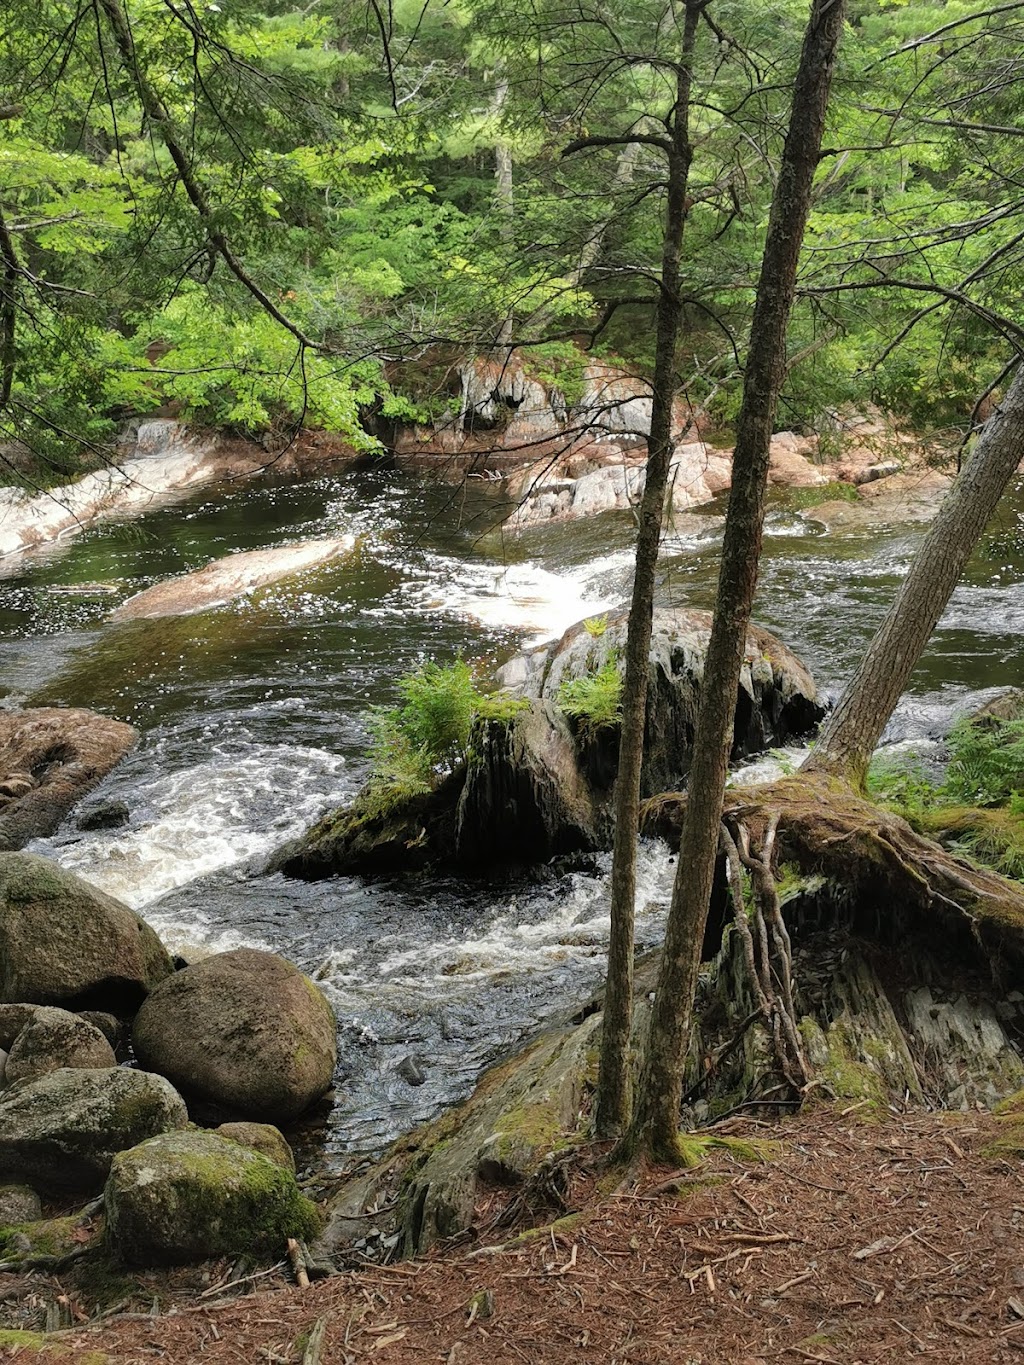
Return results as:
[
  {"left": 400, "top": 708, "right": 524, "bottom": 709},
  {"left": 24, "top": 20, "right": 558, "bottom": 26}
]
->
[
  {"left": 865, "top": 754, "right": 938, "bottom": 814},
  {"left": 557, "top": 655, "right": 623, "bottom": 736},
  {"left": 393, "top": 659, "right": 479, "bottom": 772},
  {"left": 360, "top": 662, "right": 527, "bottom": 816}
]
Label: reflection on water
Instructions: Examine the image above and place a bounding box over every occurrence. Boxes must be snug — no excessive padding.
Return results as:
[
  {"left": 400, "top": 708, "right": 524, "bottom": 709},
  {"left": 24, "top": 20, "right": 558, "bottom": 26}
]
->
[{"left": 4, "top": 463, "right": 1024, "bottom": 1159}]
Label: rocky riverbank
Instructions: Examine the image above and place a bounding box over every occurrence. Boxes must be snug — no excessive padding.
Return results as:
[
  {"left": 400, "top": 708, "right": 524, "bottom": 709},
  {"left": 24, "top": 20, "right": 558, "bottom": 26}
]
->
[{"left": 0, "top": 852, "right": 335, "bottom": 1269}]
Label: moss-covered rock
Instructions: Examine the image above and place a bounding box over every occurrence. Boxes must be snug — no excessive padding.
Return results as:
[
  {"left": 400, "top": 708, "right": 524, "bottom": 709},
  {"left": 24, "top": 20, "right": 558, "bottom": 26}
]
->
[
  {"left": 215, "top": 1121, "right": 295, "bottom": 1172},
  {"left": 0, "top": 1211, "right": 84, "bottom": 1263},
  {"left": 5, "top": 1006, "right": 116, "bottom": 1084},
  {"left": 276, "top": 607, "right": 823, "bottom": 879},
  {"left": 0, "top": 1066, "right": 188, "bottom": 1194},
  {"left": 0, "top": 852, "right": 172, "bottom": 1011},
  {"left": 132, "top": 948, "right": 337, "bottom": 1122},
  {"left": 104, "top": 1130, "right": 321, "bottom": 1265}
]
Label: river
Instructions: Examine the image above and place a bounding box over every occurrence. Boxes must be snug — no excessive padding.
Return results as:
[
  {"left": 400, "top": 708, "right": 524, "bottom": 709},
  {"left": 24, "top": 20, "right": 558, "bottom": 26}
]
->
[{"left": 2, "top": 459, "right": 1022, "bottom": 1162}]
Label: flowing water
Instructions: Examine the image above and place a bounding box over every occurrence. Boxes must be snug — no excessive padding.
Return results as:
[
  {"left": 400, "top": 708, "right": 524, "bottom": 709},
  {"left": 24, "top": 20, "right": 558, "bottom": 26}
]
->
[{"left": 2, "top": 459, "right": 1023, "bottom": 1162}]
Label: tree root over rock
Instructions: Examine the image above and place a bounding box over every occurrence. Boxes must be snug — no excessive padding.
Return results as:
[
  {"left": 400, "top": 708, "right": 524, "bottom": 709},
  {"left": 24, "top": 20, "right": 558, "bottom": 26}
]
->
[{"left": 644, "top": 770, "right": 1024, "bottom": 982}]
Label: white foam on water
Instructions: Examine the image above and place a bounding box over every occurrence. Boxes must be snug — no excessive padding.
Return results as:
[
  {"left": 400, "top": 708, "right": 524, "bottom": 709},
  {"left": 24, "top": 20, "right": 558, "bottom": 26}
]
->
[
  {"left": 407, "top": 550, "right": 633, "bottom": 644},
  {"left": 341, "top": 841, "right": 675, "bottom": 998},
  {"left": 33, "top": 742, "right": 349, "bottom": 911},
  {"left": 728, "top": 745, "right": 812, "bottom": 787}
]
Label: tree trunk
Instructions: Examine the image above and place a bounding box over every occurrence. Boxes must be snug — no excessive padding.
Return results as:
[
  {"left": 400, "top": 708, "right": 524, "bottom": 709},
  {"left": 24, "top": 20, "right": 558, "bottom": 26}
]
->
[
  {"left": 628, "top": 0, "right": 848, "bottom": 1163},
  {"left": 806, "top": 363, "right": 1024, "bottom": 788},
  {"left": 596, "top": 1, "right": 701, "bottom": 1138},
  {"left": 493, "top": 70, "right": 515, "bottom": 348}
]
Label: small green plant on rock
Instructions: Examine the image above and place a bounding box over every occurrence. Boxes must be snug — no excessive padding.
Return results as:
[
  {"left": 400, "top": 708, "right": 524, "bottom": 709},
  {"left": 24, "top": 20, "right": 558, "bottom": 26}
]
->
[
  {"left": 359, "top": 661, "right": 529, "bottom": 818},
  {"left": 557, "top": 653, "right": 623, "bottom": 736}
]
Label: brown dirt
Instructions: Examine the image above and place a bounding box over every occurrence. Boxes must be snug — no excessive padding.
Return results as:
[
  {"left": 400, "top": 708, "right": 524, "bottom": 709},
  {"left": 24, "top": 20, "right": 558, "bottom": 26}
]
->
[{"left": 5, "top": 1106, "right": 1024, "bottom": 1363}]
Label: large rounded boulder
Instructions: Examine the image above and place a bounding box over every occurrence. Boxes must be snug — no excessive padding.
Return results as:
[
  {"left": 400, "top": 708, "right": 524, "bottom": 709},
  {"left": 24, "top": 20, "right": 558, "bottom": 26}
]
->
[
  {"left": 0, "top": 1067, "right": 188, "bottom": 1194},
  {"left": 132, "top": 948, "right": 337, "bottom": 1122},
  {"left": 104, "top": 1130, "right": 321, "bottom": 1265},
  {"left": 276, "top": 605, "right": 825, "bottom": 879},
  {"left": 0, "top": 852, "right": 173, "bottom": 1010}
]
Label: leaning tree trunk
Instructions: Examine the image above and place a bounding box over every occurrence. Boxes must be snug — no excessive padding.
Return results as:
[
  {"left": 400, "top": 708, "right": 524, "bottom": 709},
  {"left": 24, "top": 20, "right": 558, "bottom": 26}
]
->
[
  {"left": 596, "top": 1, "right": 701, "bottom": 1139},
  {"left": 806, "top": 363, "right": 1024, "bottom": 788},
  {"left": 628, "top": 0, "right": 848, "bottom": 1163}
]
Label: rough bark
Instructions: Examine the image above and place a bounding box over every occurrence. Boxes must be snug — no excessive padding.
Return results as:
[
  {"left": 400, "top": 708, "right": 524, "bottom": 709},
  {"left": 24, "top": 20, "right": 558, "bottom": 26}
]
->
[
  {"left": 629, "top": 0, "right": 848, "bottom": 1162},
  {"left": 806, "top": 362, "right": 1024, "bottom": 788},
  {"left": 597, "top": 0, "right": 701, "bottom": 1138}
]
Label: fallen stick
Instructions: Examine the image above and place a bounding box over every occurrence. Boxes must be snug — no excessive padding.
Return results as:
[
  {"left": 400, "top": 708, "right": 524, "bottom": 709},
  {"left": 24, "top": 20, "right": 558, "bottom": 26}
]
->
[{"left": 288, "top": 1237, "right": 311, "bottom": 1290}]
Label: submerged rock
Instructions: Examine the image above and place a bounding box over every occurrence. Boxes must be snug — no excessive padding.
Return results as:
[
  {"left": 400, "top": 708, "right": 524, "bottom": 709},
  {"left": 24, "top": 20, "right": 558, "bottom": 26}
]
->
[
  {"left": 76, "top": 800, "right": 130, "bottom": 832},
  {"left": 110, "top": 537, "right": 354, "bottom": 621},
  {"left": 0, "top": 708, "right": 139, "bottom": 851},
  {"left": 132, "top": 948, "right": 337, "bottom": 1122},
  {"left": 0, "top": 852, "right": 173, "bottom": 1011},
  {"left": 0, "top": 1067, "right": 188, "bottom": 1194},
  {"left": 105, "top": 1130, "right": 320, "bottom": 1266},
  {"left": 277, "top": 606, "right": 824, "bottom": 879}
]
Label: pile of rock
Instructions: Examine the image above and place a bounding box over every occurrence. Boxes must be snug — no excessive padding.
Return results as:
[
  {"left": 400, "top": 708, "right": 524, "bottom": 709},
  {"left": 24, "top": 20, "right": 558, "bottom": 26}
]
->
[{"left": 0, "top": 852, "right": 336, "bottom": 1266}]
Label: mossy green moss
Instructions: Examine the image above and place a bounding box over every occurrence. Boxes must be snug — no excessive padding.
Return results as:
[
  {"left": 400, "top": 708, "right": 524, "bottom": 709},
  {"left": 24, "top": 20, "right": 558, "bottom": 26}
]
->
[
  {"left": 912, "top": 805, "right": 1024, "bottom": 883},
  {"left": 981, "top": 1090, "right": 1024, "bottom": 1158},
  {"left": 106, "top": 1132, "right": 322, "bottom": 1266},
  {"left": 0, "top": 1330, "right": 108, "bottom": 1363},
  {"left": 0, "top": 1214, "right": 80, "bottom": 1261}
]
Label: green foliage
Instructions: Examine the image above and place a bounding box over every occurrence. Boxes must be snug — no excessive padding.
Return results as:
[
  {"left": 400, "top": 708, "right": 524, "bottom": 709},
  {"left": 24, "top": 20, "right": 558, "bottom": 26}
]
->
[
  {"left": 522, "top": 341, "right": 589, "bottom": 409},
  {"left": 944, "top": 716, "right": 1024, "bottom": 807},
  {"left": 865, "top": 753, "right": 939, "bottom": 816},
  {"left": 867, "top": 712, "right": 1024, "bottom": 883},
  {"left": 582, "top": 614, "right": 609, "bottom": 639},
  {"left": 787, "top": 481, "right": 861, "bottom": 510},
  {"left": 393, "top": 659, "right": 480, "bottom": 770},
  {"left": 360, "top": 661, "right": 529, "bottom": 817},
  {"left": 557, "top": 655, "right": 623, "bottom": 736}
]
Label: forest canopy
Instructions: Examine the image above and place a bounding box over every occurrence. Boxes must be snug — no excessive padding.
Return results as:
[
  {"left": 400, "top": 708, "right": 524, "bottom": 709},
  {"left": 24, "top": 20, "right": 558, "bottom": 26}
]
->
[{"left": 2, "top": 0, "right": 1022, "bottom": 476}]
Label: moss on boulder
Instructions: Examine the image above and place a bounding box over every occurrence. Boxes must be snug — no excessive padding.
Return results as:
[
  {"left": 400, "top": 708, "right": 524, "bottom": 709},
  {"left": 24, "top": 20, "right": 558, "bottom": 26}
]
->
[
  {"left": 0, "top": 1066, "right": 188, "bottom": 1194},
  {"left": 0, "top": 852, "right": 172, "bottom": 1011},
  {"left": 215, "top": 1121, "right": 295, "bottom": 1172},
  {"left": 104, "top": 1130, "right": 321, "bottom": 1265}
]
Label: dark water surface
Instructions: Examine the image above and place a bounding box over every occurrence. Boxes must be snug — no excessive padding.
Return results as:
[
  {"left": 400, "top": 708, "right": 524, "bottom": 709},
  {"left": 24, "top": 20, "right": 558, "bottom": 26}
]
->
[{"left": 3, "top": 463, "right": 1022, "bottom": 1160}]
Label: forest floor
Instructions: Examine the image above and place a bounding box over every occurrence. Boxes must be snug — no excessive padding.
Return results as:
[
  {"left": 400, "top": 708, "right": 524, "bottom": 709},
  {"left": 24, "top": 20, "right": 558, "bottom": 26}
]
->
[{"left": 3, "top": 1106, "right": 1024, "bottom": 1364}]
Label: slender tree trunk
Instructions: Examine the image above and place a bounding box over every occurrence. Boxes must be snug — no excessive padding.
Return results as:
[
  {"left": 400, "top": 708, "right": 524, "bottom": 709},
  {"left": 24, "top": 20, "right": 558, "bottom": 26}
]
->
[
  {"left": 806, "top": 364, "right": 1024, "bottom": 788},
  {"left": 596, "top": 1, "right": 701, "bottom": 1138},
  {"left": 627, "top": 0, "right": 848, "bottom": 1163},
  {"left": 0, "top": 207, "right": 18, "bottom": 409},
  {"left": 493, "top": 70, "right": 515, "bottom": 348}
]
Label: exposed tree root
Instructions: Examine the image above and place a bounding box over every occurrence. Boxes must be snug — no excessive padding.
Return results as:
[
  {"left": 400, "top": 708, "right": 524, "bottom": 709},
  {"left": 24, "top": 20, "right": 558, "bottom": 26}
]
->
[
  {"left": 643, "top": 769, "right": 1024, "bottom": 984},
  {"left": 719, "top": 813, "right": 811, "bottom": 1094}
]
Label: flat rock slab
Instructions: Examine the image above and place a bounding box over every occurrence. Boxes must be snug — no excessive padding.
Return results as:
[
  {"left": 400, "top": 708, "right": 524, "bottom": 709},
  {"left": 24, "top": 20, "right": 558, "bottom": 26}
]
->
[
  {"left": 0, "top": 707, "right": 138, "bottom": 851},
  {"left": 110, "top": 538, "right": 354, "bottom": 621},
  {"left": 802, "top": 468, "right": 952, "bottom": 531}
]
